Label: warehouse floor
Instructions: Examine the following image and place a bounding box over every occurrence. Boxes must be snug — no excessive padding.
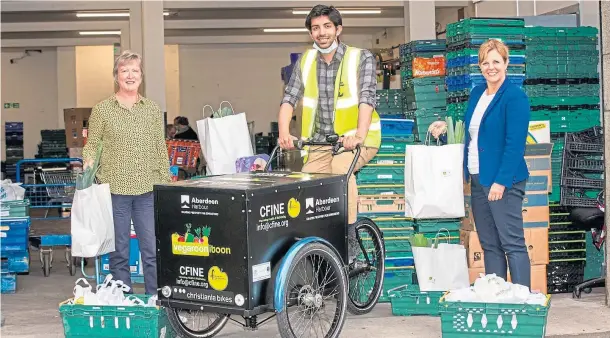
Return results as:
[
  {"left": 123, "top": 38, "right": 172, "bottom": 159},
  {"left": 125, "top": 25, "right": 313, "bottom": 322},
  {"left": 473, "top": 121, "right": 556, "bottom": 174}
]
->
[{"left": 1, "top": 242, "right": 610, "bottom": 338}]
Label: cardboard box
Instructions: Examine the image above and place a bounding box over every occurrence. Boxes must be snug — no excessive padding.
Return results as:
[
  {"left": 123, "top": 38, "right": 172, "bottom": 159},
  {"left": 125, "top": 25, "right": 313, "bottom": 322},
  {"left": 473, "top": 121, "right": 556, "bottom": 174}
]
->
[
  {"left": 460, "top": 228, "right": 549, "bottom": 269},
  {"left": 461, "top": 176, "right": 550, "bottom": 231},
  {"left": 64, "top": 108, "right": 92, "bottom": 148},
  {"left": 524, "top": 143, "right": 554, "bottom": 192},
  {"left": 527, "top": 121, "right": 551, "bottom": 144},
  {"left": 468, "top": 264, "right": 547, "bottom": 294}
]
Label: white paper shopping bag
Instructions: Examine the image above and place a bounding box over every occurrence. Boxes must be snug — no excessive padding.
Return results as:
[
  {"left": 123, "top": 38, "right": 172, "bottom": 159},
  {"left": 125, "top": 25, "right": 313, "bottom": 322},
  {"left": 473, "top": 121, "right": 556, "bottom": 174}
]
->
[
  {"left": 71, "top": 183, "right": 115, "bottom": 257},
  {"left": 404, "top": 142, "right": 465, "bottom": 219}
]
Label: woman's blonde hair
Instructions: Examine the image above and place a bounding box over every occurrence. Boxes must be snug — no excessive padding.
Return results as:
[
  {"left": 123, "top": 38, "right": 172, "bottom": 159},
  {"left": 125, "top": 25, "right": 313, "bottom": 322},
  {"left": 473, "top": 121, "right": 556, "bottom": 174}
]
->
[
  {"left": 113, "top": 50, "right": 143, "bottom": 81},
  {"left": 478, "top": 39, "right": 509, "bottom": 64}
]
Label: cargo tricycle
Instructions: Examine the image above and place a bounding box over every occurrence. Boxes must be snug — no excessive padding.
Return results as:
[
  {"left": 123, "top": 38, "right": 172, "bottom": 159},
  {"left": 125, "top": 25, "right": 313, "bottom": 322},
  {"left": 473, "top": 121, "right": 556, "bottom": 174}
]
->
[{"left": 154, "top": 135, "right": 386, "bottom": 337}]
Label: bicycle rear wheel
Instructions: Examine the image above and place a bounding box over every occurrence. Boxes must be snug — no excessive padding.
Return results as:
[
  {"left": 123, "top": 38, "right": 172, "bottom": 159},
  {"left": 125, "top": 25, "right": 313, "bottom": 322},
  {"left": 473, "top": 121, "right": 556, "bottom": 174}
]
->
[{"left": 347, "top": 218, "right": 385, "bottom": 315}]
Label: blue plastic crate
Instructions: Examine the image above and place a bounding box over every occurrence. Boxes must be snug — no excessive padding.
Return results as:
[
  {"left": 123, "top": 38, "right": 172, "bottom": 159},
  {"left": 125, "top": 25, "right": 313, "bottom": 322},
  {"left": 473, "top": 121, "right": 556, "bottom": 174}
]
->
[
  {"left": 447, "top": 54, "right": 526, "bottom": 68},
  {"left": 381, "top": 119, "right": 414, "bottom": 138},
  {"left": 1, "top": 271, "right": 16, "bottom": 294},
  {"left": 100, "top": 236, "right": 142, "bottom": 282},
  {"left": 4, "top": 122, "right": 24, "bottom": 132},
  {"left": 0, "top": 217, "right": 30, "bottom": 253},
  {"left": 1, "top": 250, "right": 29, "bottom": 273}
]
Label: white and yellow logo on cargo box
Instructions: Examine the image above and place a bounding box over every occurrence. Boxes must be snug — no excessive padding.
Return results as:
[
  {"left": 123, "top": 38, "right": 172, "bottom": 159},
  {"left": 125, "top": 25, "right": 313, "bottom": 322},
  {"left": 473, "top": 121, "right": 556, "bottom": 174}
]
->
[{"left": 171, "top": 223, "right": 231, "bottom": 257}]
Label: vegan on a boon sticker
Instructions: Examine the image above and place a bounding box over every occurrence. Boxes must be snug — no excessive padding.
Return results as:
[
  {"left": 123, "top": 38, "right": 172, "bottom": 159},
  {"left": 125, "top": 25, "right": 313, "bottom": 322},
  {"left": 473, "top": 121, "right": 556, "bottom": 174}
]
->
[{"left": 172, "top": 223, "right": 231, "bottom": 257}]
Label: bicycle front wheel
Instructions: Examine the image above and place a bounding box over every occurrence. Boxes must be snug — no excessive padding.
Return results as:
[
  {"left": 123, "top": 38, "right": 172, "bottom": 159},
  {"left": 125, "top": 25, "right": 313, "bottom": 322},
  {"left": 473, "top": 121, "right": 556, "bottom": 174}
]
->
[{"left": 347, "top": 218, "right": 385, "bottom": 315}]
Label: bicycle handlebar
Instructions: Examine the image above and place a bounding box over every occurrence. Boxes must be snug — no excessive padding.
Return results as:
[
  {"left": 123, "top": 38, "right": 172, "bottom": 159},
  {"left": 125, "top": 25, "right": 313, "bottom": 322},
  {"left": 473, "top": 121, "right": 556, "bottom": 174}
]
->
[{"left": 263, "top": 134, "right": 361, "bottom": 178}]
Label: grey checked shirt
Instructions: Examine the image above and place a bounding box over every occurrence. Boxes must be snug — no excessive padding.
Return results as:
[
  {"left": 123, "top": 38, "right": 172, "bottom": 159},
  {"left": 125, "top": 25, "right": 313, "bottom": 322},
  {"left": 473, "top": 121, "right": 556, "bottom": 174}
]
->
[{"left": 281, "top": 43, "right": 377, "bottom": 142}]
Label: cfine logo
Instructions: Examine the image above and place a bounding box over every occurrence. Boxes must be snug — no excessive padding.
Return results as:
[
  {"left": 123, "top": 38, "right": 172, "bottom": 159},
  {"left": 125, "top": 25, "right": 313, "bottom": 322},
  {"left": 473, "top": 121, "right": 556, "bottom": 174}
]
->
[{"left": 181, "top": 195, "right": 190, "bottom": 208}]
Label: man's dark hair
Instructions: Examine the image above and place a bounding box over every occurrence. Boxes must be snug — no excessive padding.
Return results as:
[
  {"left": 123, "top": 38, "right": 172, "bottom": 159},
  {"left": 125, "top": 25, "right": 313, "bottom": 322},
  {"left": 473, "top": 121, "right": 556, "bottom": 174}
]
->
[
  {"left": 305, "top": 5, "right": 342, "bottom": 31},
  {"left": 174, "top": 116, "right": 189, "bottom": 126}
]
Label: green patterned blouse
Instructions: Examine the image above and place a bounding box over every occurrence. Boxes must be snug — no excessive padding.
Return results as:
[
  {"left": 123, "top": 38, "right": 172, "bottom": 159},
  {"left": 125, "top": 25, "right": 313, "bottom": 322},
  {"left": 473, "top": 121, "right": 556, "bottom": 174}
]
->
[{"left": 82, "top": 95, "right": 171, "bottom": 195}]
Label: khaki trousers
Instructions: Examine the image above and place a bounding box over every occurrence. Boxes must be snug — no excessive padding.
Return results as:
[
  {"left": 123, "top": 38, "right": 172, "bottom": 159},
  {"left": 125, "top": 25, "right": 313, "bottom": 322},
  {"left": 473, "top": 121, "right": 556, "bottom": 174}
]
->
[{"left": 301, "top": 146, "right": 378, "bottom": 224}]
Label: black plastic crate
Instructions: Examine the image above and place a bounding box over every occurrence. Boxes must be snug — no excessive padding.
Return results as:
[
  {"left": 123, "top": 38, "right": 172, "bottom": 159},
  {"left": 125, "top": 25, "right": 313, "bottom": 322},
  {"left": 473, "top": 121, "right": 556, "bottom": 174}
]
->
[
  {"left": 549, "top": 250, "right": 587, "bottom": 260},
  {"left": 546, "top": 259, "right": 586, "bottom": 294},
  {"left": 560, "top": 187, "right": 602, "bottom": 208},
  {"left": 549, "top": 230, "right": 586, "bottom": 242},
  {"left": 561, "top": 169, "right": 604, "bottom": 190},
  {"left": 524, "top": 78, "right": 599, "bottom": 86},
  {"left": 563, "top": 156, "right": 604, "bottom": 172},
  {"left": 567, "top": 126, "right": 603, "bottom": 143}
]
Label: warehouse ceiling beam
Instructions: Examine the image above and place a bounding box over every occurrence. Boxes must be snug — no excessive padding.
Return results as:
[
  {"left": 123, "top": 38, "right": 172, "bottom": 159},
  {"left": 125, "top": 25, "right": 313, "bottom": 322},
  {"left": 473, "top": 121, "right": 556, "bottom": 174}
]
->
[
  {"left": 0, "top": 0, "right": 138, "bottom": 12},
  {"left": 1, "top": 21, "right": 129, "bottom": 32},
  {"left": 164, "top": 17, "right": 403, "bottom": 30},
  {"left": 1, "top": 37, "right": 119, "bottom": 48}
]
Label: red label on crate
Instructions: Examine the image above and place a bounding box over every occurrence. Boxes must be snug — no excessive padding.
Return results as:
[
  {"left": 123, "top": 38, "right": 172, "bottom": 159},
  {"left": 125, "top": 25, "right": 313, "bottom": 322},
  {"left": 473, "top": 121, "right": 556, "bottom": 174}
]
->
[{"left": 412, "top": 57, "right": 446, "bottom": 78}]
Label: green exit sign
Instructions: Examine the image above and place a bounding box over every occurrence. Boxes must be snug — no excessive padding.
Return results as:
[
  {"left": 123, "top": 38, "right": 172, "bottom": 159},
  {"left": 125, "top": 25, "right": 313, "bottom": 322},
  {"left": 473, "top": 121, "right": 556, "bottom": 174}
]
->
[
  {"left": 3, "top": 103, "right": 10, "bottom": 109},
  {"left": 12, "top": 103, "right": 19, "bottom": 108}
]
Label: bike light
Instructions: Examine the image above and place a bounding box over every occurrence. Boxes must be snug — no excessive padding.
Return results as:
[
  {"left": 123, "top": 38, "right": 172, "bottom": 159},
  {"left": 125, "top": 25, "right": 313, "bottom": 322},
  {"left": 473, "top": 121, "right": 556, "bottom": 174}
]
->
[{"left": 162, "top": 286, "right": 172, "bottom": 298}]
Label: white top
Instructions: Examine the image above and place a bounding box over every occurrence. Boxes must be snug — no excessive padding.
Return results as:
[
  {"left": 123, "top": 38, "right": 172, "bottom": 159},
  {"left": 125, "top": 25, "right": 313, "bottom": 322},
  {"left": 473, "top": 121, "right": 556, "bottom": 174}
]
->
[{"left": 468, "top": 92, "right": 496, "bottom": 175}]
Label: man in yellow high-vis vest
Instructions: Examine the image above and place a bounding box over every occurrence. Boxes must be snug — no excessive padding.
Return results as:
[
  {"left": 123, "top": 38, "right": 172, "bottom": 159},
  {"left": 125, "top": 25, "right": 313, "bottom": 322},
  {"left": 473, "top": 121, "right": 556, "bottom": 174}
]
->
[{"left": 277, "top": 5, "right": 381, "bottom": 230}]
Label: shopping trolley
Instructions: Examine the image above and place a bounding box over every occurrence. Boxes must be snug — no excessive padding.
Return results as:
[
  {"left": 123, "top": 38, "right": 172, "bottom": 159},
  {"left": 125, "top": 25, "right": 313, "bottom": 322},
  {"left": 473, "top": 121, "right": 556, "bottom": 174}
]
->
[{"left": 16, "top": 158, "right": 82, "bottom": 277}]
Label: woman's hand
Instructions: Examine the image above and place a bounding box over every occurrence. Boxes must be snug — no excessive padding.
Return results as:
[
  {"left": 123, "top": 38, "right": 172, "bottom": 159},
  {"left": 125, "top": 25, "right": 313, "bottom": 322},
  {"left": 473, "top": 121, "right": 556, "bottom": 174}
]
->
[
  {"left": 428, "top": 121, "right": 447, "bottom": 140},
  {"left": 488, "top": 183, "right": 505, "bottom": 201}
]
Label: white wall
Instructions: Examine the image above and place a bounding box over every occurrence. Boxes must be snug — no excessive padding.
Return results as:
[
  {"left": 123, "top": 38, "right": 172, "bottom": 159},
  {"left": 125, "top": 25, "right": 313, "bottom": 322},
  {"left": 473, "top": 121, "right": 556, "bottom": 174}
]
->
[
  {"left": 164, "top": 44, "right": 181, "bottom": 121},
  {"left": 436, "top": 8, "right": 459, "bottom": 38},
  {"left": 75, "top": 45, "right": 115, "bottom": 107},
  {"left": 535, "top": 0, "right": 578, "bottom": 15},
  {"left": 1, "top": 49, "right": 58, "bottom": 160}
]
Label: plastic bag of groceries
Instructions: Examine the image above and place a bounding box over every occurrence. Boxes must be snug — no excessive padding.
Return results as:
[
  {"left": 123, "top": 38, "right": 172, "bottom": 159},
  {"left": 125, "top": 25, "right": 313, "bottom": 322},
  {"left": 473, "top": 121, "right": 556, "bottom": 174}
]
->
[{"left": 0, "top": 179, "right": 25, "bottom": 201}]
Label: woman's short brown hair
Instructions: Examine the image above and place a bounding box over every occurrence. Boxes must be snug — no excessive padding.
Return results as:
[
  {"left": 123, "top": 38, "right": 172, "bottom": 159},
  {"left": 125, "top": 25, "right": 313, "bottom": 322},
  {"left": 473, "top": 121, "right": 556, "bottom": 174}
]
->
[{"left": 478, "top": 39, "right": 509, "bottom": 64}]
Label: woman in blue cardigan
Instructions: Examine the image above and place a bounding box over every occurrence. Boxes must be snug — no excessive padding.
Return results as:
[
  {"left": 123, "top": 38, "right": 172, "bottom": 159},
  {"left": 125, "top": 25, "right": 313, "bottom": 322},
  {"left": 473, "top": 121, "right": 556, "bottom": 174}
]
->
[{"left": 430, "top": 39, "right": 531, "bottom": 289}]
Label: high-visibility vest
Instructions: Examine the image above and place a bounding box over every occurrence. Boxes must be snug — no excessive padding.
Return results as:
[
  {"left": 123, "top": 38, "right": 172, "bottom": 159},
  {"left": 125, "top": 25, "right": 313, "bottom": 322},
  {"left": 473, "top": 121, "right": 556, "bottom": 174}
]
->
[{"left": 299, "top": 46, "right": 381, "bottom": 160}]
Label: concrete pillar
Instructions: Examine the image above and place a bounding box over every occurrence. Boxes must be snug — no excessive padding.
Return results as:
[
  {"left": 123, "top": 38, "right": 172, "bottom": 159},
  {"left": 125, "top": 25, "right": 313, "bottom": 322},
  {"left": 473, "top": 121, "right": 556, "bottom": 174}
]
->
[
  {"left": 403, "top": 0, "right": 436, "bottom": 42},
  {"left": 128, "top": 0, "right": 166, "bottom": 111},
  {"left": 56, "top": 47, "right": 77, "bottom": 128},
  {"left": 600, "top": 0, "right": 610, "bottom": 307}
]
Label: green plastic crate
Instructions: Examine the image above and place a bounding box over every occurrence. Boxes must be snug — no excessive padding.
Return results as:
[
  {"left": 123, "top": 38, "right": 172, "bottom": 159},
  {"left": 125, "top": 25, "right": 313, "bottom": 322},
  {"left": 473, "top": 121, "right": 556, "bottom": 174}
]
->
[
  {"left": 378, "top": 267, "right": 416, "bottom": 303},
  {"left": 357, "top": 165, "right": 404, "bottom": 184},
  {"left": 369, "top": 154, "right": 405, "bottom": 165},
  {"left": 358, "top": 184, "right": 405, "bottom": 195},
  {"left": 405, "top": 98, "right": 447, "bottom": 111},
  {"left": 415, "top": 219, "right": 462, "bottom": 233},
  {"left": 529, "top": 96, "right": 599, "bottom": 107},
  {"left": 439, "top": 295, "right": 552, "bottom": 337},
  {"left": 525, "top": 26, "right": 597, "bottom": 38},
  {"left": 0, "top": 199, "right": 30, "bottom": 218},
  {"left": 378, "top": 141, "right": 409, "bottom": 154},
  {"left": 59, "top": 295, "right": 176, "bottom": 338},
  {"left": 388, "top": 284, "right": 444, "bottom": 317},
  {"left": 366, "top": 215, "right": 415, "bottom": 229},
  {"left": 584, "top": 232, "right": 605, "bottom": 279},
  {"left": 405, "top": 77, "right": 446, "bottom": 87}
]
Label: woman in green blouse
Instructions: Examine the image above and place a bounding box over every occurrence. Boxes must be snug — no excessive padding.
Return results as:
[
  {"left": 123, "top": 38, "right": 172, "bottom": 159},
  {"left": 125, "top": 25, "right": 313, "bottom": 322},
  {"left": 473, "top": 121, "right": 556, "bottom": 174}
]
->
[{"left": 82, "top": 50, "right": 170, "bottom": 295}]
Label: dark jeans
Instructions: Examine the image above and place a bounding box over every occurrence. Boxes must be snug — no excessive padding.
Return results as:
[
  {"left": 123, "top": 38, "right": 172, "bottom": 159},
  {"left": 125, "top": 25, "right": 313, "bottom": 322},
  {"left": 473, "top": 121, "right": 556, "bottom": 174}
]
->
[
  {"left": 470, "top": 174, "right": 531, "bottom": 289},
  {"left": 110, "top": 192, "right": 157, "bottom": 295}
]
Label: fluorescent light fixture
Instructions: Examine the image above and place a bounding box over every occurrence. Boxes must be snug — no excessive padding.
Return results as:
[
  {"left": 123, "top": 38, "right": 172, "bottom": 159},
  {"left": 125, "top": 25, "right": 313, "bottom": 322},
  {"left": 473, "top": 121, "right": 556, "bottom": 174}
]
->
[
  {"left": 79, "top": 31, "right": 122, "bottom": 35},
  {"left": 292, "top": 9, "right": 381, "bottom": 15},
  {"left": 76, "top": 12, "right": 170, "bottom": 17},
  {"left": 264, "top": 28, "right": 308, "bottom": 33}
]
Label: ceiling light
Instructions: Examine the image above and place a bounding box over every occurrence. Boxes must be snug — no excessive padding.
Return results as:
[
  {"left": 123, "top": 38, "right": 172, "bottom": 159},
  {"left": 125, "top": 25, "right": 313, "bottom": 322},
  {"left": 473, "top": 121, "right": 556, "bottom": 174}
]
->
[
  {"left": 264, "top": 28, "right": 309, "bottom": 33},
  {"left": 292, "top": 9, "right": 381, "bottom": 15},
  {"left": 79, "top": 31, "right": 122, "bottom": 35},
  {"left": 76, "top": 12, "right": 170, "bottom": 18}
]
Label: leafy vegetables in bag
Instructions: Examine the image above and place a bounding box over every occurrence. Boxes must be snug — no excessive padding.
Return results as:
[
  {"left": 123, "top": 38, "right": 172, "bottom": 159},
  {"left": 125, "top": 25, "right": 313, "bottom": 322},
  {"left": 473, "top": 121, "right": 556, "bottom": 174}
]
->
[
  {"left": 409, "top": 233, "right": 429, "bottom": 248},
  {"left": 76, "top": 143, "right": 102, "bottom": 190},
  {"left": 445, "top": 116, "right": 465, "bottom": 144}
]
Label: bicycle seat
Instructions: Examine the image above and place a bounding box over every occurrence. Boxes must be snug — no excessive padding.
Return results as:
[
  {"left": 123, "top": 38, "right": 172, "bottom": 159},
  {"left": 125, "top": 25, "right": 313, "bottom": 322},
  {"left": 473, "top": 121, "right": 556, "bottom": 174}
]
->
[{"left": 569, "top": 207, "right": 604, "bottom": 231}]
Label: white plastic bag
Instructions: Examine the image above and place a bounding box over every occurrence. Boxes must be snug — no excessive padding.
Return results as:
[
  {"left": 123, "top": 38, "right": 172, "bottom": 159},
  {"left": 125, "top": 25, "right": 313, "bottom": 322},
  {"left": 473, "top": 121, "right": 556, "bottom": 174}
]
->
[
  {"left": 404, "top": 139, "right": 465, "bottom": 219},
  {"left": 197, "top": 102, "right": 254, "bottom": 175},
  {"left": 71, "top": 183, "right": 115, "bottom": 257},
  {"left": 412, "top": 232, "right": 470, "bottom": 292},
  {"left": 0, "top": 179, "right": 25, "bottom": 201}
]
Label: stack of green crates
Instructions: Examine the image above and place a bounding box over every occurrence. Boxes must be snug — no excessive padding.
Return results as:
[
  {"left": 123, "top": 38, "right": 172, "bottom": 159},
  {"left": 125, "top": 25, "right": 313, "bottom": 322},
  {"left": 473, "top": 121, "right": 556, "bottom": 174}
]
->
[
  {"left": 583, "top": 231, "right": 604, "bottom": 280},
  {"left": 357, "top": 88, "right": 419, "bottom": 303},
  {"left": 524, "top": 26, "right": 601, "bottom": 204},
  {"left": 399, "top": 40, "right": 447, "bottom": 142},
  {"left": 445, "top": 18, "right": 526, "bottom": 121}
]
